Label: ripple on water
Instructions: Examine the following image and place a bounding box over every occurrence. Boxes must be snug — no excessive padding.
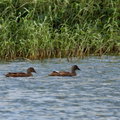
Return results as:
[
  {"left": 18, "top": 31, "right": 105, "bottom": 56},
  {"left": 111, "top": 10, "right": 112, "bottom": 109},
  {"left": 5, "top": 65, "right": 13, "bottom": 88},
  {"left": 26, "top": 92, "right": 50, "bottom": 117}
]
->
[{"left": 0, "top": 56, "right": 120, "bottom": 120}]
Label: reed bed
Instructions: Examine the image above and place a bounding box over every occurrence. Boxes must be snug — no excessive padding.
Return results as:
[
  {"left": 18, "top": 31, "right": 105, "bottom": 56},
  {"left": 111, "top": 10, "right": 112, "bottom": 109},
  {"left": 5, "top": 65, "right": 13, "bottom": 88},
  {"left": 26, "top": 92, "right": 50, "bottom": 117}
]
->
[{"left": 0, "top": 0, "right": 120, "bottom": 60}]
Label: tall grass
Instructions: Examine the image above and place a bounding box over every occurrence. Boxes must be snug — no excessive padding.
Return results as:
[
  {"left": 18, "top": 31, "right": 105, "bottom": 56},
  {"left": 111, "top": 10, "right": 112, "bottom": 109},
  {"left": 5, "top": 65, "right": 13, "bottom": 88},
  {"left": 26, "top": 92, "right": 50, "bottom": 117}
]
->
[{"left": 0, "top": 0, "right": 120, "bottom": 60}]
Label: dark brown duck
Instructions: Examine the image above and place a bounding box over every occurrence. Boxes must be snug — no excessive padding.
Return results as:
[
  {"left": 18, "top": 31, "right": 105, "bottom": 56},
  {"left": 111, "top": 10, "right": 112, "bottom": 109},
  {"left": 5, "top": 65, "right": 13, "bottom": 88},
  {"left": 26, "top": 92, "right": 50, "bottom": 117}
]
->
[
  {"left": 5, "top": 67, "right": 36, "bottom": 77},
  {"left": 49, "top": 65, "right": 80, "bottom": 76}
]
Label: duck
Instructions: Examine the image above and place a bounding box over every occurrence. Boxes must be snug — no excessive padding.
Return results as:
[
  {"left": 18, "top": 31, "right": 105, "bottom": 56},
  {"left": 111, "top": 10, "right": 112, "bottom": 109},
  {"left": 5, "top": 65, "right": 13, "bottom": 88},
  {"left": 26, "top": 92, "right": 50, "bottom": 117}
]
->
[
  {"left": 5, "top": 67, "right": 36, "bottom": 77},
  {"left": 49, "top": 65, "right": 80, "bottom": 76}
]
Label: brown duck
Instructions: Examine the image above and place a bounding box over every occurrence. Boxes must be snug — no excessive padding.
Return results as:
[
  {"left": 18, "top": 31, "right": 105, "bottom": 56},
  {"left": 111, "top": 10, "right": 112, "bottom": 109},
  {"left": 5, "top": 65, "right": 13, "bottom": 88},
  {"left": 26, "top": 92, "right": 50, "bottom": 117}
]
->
[
  {"left": 5, "top": 67, "right": 36, "bottom": 77},
  {"left": 49, "top": 65, "right": 80, "bottom": 76}
]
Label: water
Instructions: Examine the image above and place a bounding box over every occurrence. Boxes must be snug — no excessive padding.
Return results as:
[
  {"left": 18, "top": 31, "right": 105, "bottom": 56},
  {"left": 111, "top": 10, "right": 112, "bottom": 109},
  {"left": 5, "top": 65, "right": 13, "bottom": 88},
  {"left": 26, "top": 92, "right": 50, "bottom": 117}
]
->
[{"left": 0, "top": 56, "right": 120, "bottom": 120}]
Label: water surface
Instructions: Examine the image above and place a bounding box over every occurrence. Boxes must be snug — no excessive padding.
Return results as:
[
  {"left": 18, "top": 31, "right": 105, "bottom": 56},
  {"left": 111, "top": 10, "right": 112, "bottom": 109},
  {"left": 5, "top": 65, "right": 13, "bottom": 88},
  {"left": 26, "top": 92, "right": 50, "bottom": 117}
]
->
[{"left": 0, "top": 56, "right": 120, "bottom": 120}]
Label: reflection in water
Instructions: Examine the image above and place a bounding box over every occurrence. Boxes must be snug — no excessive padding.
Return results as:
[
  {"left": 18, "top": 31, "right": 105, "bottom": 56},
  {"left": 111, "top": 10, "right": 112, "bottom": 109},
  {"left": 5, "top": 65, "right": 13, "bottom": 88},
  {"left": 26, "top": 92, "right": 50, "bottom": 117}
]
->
[{"left": 0, "top": 56, "right": 120, "bottom": 120}]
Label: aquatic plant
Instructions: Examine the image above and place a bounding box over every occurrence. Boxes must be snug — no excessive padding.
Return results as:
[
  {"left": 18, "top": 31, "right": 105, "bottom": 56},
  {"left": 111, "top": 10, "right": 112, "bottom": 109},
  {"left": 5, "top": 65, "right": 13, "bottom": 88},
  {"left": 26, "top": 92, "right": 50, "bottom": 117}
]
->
[{"left": 0, "top": 0, "right": 119, "bottom": 60}]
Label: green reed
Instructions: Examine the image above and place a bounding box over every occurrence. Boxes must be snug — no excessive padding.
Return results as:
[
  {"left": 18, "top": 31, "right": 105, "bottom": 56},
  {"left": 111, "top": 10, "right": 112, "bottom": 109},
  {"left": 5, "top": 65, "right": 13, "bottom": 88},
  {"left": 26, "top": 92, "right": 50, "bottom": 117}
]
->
[{"left": 0, "top": 0, "right": 120, "bottom": 60}]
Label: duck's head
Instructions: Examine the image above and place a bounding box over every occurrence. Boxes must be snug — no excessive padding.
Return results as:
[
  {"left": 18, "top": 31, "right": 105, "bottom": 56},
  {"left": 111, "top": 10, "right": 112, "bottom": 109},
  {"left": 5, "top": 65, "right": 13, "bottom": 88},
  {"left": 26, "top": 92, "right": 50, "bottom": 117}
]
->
[
  {"left": 72, "top": 65, "right": 80, "bottom": 71},
  {"left": 27, "top": 67, "right": 36, "bottom": 73}
]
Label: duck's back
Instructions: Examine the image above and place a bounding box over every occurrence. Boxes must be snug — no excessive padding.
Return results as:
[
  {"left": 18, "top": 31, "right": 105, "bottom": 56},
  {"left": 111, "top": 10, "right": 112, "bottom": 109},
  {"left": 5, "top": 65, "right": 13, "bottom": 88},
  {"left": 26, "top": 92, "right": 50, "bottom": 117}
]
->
[
  {"left": 49, "top": 71, "right": 76, "bottom": 76},
  {"left": 5, "top": 72, "right": 32, "bottom": 77},
  {"left": 49, "top": 71, "right": 60, "bottom": 76},
  {"left": 59, "top": 71, "right": 75, "bottom": 76}
]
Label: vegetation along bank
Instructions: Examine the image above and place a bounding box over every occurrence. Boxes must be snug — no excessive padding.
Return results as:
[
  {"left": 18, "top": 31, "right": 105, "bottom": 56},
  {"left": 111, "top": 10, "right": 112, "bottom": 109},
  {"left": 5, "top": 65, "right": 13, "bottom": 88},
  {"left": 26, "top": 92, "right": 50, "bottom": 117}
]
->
[{"left": 0, "top": 0, "right": 120, "bottom": 60}]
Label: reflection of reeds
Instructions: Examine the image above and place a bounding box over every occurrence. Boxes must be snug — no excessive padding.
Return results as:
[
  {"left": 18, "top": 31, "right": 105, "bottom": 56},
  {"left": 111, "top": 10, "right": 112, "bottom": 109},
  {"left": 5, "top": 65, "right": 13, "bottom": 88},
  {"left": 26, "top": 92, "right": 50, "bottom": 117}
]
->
[{"left": 0, "top": 0, "right": 120, "bottom": 60}]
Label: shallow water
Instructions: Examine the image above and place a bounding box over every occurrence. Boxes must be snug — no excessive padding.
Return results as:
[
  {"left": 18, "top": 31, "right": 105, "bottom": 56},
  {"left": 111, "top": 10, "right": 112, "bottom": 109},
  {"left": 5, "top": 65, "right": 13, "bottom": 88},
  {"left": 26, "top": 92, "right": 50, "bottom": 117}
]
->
[{"left": 0, "top": 56, "right": 120, "bottom": 120}]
